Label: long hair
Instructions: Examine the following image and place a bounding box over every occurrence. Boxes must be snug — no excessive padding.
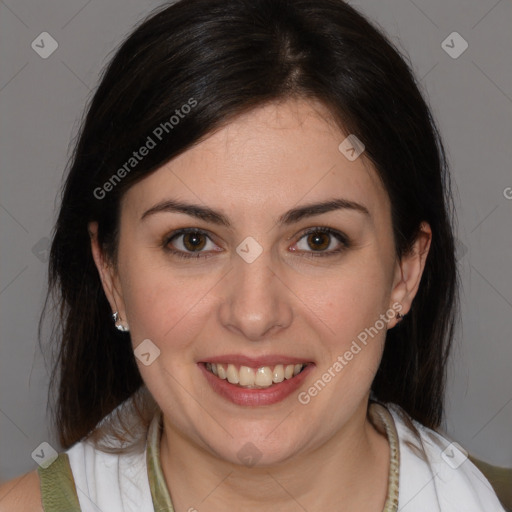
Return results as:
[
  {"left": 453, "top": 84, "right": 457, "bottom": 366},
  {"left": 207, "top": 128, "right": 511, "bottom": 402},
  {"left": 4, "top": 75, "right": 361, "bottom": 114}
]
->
[{"left": 40, "top": 0, "right": 458, "bottom": 450}]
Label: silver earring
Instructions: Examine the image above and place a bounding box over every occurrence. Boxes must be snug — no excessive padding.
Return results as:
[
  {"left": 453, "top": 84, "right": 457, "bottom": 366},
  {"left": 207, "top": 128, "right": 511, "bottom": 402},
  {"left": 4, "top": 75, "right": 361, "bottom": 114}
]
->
[
  {"left": 396, "top": 312, "right": 404, "bottom": 322},
  {"left": 112, "top": 311, "right": 129, "bottom": 332}
]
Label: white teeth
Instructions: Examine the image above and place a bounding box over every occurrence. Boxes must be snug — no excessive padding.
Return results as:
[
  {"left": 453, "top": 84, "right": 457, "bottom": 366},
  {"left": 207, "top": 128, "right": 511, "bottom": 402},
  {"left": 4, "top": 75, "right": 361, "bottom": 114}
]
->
[
  {"left": 226, "top": 364, "right": 239, "bottom": 384},
  {"left": 206, "top": 362, "right": 306, "bottom": 388},
  {"left": 217, "top": 364, "right": 227, "bottom": 379},
  {"left": 273, "top": 364, "right": 285, "bottom": 383},
  {"left": 239, "top": 366, "right": 255, "bottom": 386},
  {"left": 255, "top": 366, "right": 273, "bottom": 387},
  {"left": 284, "top": 364, "right": 294, "bottom": 380}
]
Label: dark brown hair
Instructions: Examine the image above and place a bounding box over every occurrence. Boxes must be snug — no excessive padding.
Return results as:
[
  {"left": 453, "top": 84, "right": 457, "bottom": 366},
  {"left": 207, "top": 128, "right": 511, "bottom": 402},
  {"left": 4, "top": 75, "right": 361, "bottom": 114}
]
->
[{"left": 41, "top": 0, "right": 458, "bottom": 450}]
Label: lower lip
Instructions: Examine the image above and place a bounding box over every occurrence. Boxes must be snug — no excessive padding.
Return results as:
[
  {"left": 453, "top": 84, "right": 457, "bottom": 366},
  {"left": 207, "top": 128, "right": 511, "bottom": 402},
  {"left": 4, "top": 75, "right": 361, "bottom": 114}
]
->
[{"left": 198, "top": 363, "right": 314, "bottom": 406}]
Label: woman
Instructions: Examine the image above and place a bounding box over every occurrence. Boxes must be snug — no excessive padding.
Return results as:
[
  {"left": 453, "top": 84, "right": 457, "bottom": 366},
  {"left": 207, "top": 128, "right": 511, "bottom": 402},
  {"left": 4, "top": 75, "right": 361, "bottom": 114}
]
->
[{"left": 0, "top": 0, "right": 506, "bottom": 510}]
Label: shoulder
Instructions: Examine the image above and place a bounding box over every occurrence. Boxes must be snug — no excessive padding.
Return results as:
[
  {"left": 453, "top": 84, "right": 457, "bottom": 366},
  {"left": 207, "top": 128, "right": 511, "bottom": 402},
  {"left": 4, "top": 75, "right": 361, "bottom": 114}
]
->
[
  {"left": 384, "top": 402, "right": 506, "bottom": 511},
  {"left": 0, "top": 469, "right": 43, "bottom": 512},
  {"left": 64, "top": 435, "right": 153, "bottom": 510}
]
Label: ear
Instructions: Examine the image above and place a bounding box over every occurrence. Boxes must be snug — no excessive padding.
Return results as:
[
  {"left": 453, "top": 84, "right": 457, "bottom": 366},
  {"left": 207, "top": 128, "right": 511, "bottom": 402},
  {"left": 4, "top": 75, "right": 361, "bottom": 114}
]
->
[
  {"left": 88, "top": 221, "right": 128, "bottom": 328},
  {"left": 388, "top": 221, "right": 432, "bottom": 328}
]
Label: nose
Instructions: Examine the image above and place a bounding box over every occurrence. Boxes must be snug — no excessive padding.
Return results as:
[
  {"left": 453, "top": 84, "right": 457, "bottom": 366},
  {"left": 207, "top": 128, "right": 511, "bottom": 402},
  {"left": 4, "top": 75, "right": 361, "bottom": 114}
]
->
[{"left": 218, "top": 250, "right": 293, "bottom": 341}]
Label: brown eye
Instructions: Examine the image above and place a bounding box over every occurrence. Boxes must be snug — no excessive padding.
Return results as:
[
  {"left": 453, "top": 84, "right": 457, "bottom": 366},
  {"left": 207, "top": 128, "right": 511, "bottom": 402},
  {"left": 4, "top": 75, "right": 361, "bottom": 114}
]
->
[
  {"left": 182, "top": 232, "right": 207, "bottom": 251},
  {"left": 165, "top": 229, "right": 219, "bottom": 257},
  {"left": 306, "top": 232, "right": 330, "bottom": 251},
  {"left": 293, "top": 227, "right": 349, "bottom": 256}
]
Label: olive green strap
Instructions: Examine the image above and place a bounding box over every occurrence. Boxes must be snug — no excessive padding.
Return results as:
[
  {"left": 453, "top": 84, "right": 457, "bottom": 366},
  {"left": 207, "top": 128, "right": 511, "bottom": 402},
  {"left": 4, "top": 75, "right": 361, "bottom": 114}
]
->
[
  {"left": 147, "top": 404, "right": 400, "bottom": 512},
  {"left": 368, "top": 402, "right": 400, "bottom": 512},
  {"left": 147, "top": 409, "right": 175, "bottom": 511},
  {"left": 37, "top": 453, "right": 82, "bottom": 512}
]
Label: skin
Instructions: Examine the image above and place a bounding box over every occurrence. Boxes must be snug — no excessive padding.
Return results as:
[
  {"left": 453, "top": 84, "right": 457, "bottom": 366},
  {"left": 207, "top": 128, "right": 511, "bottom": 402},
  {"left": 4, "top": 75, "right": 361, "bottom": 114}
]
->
[{"left": 89, "top": 98, "right": 431, "bottom": 512}]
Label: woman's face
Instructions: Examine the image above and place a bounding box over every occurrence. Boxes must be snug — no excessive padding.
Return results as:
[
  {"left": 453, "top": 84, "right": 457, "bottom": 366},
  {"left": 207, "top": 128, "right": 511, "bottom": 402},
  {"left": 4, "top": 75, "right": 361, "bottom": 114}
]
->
[{"left": 92, "top": 99, "right": 428, "bottom": 466}]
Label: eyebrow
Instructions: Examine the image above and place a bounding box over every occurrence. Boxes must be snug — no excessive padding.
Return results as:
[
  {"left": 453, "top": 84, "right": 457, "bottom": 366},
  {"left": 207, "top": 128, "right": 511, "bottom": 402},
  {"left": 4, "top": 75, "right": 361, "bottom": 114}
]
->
[{"left": 140, "top": 198, "right": 370, "bottom": 226}]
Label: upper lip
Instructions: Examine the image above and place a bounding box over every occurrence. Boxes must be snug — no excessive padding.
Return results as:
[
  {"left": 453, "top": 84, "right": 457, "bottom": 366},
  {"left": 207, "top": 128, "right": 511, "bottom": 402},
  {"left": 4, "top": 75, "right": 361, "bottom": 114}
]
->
[{"left": 199, "top": 354, "right": 313, "bottom": 367}]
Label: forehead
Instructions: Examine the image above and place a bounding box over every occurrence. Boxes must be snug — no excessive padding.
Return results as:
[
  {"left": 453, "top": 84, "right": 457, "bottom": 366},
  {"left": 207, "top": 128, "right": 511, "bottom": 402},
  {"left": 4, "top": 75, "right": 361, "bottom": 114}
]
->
[{"left": 122, "top": 99, "right": 390, "bottom": 223}]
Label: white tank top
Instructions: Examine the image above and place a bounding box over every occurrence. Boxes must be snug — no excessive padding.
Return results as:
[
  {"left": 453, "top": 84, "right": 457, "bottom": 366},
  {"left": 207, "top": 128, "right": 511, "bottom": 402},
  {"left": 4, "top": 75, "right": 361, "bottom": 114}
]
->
[{"left": 39, "top": 402, "right": 506, "bottom": 511}]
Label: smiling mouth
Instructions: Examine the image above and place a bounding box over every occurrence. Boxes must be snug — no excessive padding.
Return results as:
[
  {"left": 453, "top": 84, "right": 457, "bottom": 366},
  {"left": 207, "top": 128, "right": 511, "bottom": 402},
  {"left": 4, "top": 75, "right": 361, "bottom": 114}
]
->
[{"left": 204, "top": 362, "right": 309, "bottom": 389}]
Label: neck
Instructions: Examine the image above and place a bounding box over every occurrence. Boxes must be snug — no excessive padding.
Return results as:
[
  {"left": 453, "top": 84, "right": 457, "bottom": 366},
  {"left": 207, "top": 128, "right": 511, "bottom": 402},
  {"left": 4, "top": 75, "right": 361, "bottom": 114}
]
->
[{"left": 159, "top": 400, "right": 390, "bottom": 512}]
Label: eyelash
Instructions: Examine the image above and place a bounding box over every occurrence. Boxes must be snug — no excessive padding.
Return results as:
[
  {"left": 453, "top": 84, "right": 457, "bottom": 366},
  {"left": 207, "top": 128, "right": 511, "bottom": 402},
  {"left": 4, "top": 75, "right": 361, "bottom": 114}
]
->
[{"left": 162, "top": 226, "right": 350, "bottom": 260}]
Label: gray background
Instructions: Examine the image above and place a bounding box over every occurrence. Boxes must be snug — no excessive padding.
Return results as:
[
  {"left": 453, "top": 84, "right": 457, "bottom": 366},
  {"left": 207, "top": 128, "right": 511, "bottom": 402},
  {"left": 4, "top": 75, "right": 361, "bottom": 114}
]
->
[{"left": 1, "top": 0, "right": 511, "bottom": 482}]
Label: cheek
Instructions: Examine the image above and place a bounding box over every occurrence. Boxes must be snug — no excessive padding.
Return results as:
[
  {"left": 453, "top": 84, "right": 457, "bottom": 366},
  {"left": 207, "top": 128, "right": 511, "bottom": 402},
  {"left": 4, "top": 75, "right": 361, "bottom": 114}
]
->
[
  {"left": 307, "top": 256, "right": 391, "bottom": 331},
  {"left": 300, "top": 254, "right": 392, "bottom": 393},
  {"left": 118, "top": 254, "right": 219, "bottom": 351}
]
